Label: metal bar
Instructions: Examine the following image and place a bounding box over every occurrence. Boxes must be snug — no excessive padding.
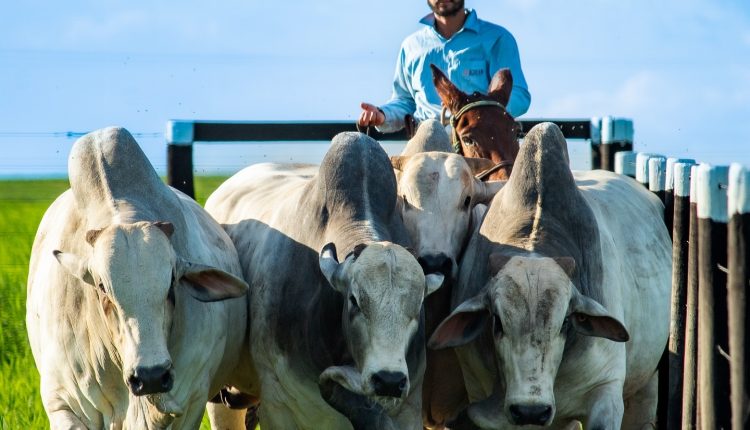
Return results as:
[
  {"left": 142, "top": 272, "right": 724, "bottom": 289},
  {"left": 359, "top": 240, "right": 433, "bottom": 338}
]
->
[
  {"left": 696, "top": 164, "right": 730, "bottom": 430},
  {"left": 185, "top": 119, "right": 592, "bottom": 142},
  {"left": 665, "top": 158, "right": 697, "bottom": 241},
  {"left": 167, "top": 144, "right": 194, "bottom": 198},
  {"left": 599, "top": 117, "right": 634, "bottom": 171},
  {"left": 681, "top": 164, "right": 701, "bottom": 430},
  {"left": 727, "top": 164, "right": 749, "bottom": 429},
  {"left": 615, "top": 151, "right": 637, "bottom": 178},
  {"left": 649, "top": 157, "right": 667, "bottom": 205},
  {"left": 668, "top": 162, "right": 696, "bottom": 430}
]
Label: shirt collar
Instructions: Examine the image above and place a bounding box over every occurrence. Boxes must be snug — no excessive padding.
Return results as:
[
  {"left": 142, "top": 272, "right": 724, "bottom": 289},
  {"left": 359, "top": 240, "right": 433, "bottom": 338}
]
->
[{"left": 419, "top": 8, "right": 480, "bottom": 33}]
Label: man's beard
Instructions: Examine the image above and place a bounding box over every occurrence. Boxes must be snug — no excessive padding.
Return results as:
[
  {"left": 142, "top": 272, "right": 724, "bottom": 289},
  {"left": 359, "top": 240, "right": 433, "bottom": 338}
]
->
[{"left": 428, "top": 0, "right": 465, "bottom": 17}]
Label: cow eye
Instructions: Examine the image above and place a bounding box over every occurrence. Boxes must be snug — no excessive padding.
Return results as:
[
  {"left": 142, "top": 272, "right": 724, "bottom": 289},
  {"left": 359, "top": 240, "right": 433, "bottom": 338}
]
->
[
  {"left": 561, "top": 316, "right": 571, "bottom": 333},
  {"left": 463, "top": 196, "right": 471, "bottom": 210},
  {"left": 97, "top": 282, "right": 106, "bottom": 294},
  {"left": 167, "top": 285, "right": 175, "bottom": 304},
  {"left": 493, "top": 313, "right": 503, "bottom": 336},
  {"left": 349, "top": 294, "right": 360, "bottom": 312}
]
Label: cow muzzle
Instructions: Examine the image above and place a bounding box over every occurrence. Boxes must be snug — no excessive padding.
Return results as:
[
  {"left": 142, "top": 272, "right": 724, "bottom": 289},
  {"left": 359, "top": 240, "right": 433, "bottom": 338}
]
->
[
  {"left": 127, "top": 362, "right": 174, "bottom": 396},
  {"left": 508, "top": 403, "right": 554, "bottom": 426},
  {"left": 370, "top": 370, "right": 408, "bottom": 398},
  {"left": 417, "top": 253, "right": 454, "bottom": 279}
]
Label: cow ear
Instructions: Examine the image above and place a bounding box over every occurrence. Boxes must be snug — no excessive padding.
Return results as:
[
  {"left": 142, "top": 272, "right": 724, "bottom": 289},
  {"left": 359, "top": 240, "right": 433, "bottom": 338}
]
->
[
  {"left": 488, "top": 68, "right": 513, "bottom": 107},
  {"left": 390, "top": 155, "right": 408, "bottom": 172},
  {"left": 474, "top": 179, "right": 505, "bottom": 205},
  {"left": 425, "top": 273, "right": 445, "bottom": 297},
  {"left": 488, "top": 253, "right": 514, "bottom": 276},
  {"left": 320, "top": 243, "right": 346, "bottom": 293},
  {"left": 553, "top": 257, "right": 576, "bottom": 278},
  {"left": 153, "top": 221, "right": 174, "bottom": 238},
  {"left": 431, "top": 63, "right": 465, "bottom": 114},
  {"left": 53, "top": 250, "right": 95, "bottom": 285},
  {"left": 86, "top": 228, "right": 104, "bottom": 246},
  {"left": 571, "top": 292, "right": 629, "bottom": 342},
  {"left": 177, "top": 259, "right": 248, "bottom": 302},
  {"left": 428, "top": 293, "right": 488, "bottom": 349}
]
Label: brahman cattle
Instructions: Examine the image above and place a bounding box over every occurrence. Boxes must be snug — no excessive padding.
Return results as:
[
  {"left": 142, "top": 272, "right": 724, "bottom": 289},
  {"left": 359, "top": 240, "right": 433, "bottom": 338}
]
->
[
  {"left": 26, "top": 127, "right": 249, "bottom": 429},
  {"left": 430, "top": 123, "right": 671, "bottom": 429},
  {"left": 205, "top": 132, "right": 443, "bottom": 429},
  {"left": 389, "top": 119, "right": 505, "bottom": 428}
]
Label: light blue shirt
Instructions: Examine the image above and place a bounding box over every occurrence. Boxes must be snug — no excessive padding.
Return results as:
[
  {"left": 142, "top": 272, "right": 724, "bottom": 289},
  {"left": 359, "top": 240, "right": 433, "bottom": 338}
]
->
[{"left": 378, "top": 9, "right": 531, "bottom": 133}]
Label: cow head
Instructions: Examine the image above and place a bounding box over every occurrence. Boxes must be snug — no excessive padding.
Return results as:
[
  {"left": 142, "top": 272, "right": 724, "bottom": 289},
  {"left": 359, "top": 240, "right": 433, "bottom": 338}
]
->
[
  {"left": 53, "top": 221, "right": 248, "bottom": 399},
  {"left": 429, "top": 254, "right": 628, "bottom": 427},
  {"left": 390, "top": 152, "right": 504, "bottom": 282},
  {"left": 318, "top": 242, "right": 443, "bottom": 412}
]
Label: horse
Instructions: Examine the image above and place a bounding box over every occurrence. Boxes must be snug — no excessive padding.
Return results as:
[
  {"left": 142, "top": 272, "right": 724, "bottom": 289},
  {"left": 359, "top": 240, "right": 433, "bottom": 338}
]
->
[{"left": 431, "top": 64, "right": 521, "bottom": 181}]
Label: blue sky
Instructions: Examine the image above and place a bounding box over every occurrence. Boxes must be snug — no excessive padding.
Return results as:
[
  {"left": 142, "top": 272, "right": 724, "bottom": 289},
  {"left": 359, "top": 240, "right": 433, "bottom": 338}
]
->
[{"left": 1, "top": 0, "right": 748, "bottom": 176}]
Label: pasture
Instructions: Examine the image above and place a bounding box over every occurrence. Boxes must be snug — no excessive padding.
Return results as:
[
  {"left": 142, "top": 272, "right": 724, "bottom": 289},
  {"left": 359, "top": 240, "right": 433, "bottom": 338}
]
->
[{"left": 0, "top": 177, "right": 227, "bottom": 429}]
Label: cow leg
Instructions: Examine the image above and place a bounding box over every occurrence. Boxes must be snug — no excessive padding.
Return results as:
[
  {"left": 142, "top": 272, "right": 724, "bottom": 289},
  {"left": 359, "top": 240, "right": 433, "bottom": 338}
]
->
[
  {"left": 621, "top": 371, "right": 658, "bottom": 430},
  {"left": 583, "top": 382, "right": 625, "bottom": 430},
  {"left": 207, "top": 402, "right": 247, "bottom": 430},
  {"left": 207, "top": 386, "right": 260, "bottom": 430},
  {"left": 47, "top": 409, "right": 89, "bottom": 430}
]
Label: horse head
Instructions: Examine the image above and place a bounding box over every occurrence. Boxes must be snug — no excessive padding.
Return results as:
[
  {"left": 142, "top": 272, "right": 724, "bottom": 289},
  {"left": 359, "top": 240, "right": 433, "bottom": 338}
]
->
[{"left": 431, "top": 64, "right": 520, "bottom": 180}]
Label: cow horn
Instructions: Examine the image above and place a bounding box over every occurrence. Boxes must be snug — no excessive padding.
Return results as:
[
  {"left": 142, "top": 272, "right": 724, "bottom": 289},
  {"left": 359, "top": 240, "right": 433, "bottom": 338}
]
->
[{"left": 319, "top": 243, "right": 342, "bottom": 291}]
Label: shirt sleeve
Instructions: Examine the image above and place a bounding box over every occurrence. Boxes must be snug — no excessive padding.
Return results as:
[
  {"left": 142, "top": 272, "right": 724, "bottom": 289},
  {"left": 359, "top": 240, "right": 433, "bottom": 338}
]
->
[
  {"left": 489, "top": 31, "right": 531, "bottom": 117},
  {"left": 377, "top": 46, "right": 416, "bottom": 133}
]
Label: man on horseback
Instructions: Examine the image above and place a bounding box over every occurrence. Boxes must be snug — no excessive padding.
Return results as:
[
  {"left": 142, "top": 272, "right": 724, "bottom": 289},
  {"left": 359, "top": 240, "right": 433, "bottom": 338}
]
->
[{"left": 357, "top": 0, "right": 531, "bottom": 134}]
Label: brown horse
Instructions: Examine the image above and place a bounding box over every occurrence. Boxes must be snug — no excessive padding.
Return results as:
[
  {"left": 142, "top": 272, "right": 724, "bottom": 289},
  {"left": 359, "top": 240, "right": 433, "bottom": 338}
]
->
[{"left": 431, "top": 64, "right": 520, "bottom": 181}]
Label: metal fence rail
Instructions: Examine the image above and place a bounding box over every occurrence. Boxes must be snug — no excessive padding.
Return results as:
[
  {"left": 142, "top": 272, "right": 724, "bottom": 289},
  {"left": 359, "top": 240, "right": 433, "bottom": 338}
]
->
[{"left": 165, "top": 117, "right": 634, "bottom": 198}]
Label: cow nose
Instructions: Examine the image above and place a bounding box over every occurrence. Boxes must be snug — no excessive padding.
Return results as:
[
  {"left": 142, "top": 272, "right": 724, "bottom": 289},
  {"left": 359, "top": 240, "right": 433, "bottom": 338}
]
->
[
  {"left": 128, "top": 363, "right": 173, "bottom": 396},
  {"left": 371, "top": 371, "right": 408, "bottom": 398},
  {"left": 417, "top": 253, "right": 453, "bottom": 278},
  {"left": 508, "top": 403, "right": 553, "bottom": 426}
]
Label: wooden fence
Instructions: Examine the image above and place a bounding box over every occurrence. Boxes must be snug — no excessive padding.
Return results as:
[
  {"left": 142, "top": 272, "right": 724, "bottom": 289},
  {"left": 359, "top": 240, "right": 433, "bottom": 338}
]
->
[{"left": 617, "top": 153, "right": 749, "bottom": 429}]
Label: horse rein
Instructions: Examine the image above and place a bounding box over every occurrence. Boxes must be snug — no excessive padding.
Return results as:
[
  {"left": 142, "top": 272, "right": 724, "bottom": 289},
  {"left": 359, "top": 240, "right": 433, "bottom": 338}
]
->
[{"left": 441, "top": 100, "right": 515, "bottom": 180}]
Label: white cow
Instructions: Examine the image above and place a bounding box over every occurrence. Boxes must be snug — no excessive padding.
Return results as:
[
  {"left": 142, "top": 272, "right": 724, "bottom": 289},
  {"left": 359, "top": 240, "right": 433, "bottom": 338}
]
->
[
  {"left": 205, "top": 132, "right": 443, "bottom": 430},
  {"left": 430, "top": 123, "right": 671, "bottom": 429},
  {"left": 26, "top": 127, "right": 249, "bottom": 429},
  {"left": 390, "top": 119, "right": 505, "bottom": 427}
]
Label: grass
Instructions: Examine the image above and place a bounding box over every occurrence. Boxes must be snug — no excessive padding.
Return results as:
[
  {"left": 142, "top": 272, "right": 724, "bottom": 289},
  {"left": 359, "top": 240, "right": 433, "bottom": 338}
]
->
[{"left": 0, "top": 177, "right": 230, "bottom": 429}]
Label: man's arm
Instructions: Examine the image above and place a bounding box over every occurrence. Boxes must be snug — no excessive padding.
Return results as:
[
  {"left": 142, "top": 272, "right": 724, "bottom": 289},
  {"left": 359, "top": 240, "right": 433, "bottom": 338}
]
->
[
  {"left": 489, "top": 32, "right": 531, "bottom": 117},
  {"left": 376, "top": 46, "right": 417, "bottom": 133}
]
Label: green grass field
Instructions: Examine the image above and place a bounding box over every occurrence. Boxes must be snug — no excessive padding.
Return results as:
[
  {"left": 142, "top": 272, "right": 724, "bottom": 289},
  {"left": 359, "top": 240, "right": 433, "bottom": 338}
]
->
[{"left": 0, "top": 177, "right": 229, "bottom": 429}]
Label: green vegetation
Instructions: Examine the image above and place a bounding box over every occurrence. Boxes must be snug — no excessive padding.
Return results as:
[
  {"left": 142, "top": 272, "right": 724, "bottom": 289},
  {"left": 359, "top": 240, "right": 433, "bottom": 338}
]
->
[{"left": 0, "top": 177, "right": 228, "bottom": 429}]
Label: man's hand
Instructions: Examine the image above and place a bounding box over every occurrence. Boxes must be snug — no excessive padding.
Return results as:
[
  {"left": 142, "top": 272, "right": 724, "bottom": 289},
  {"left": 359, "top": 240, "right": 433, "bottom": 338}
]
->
[{"left": 358, "top": 102, "right": 385, "bottom": 127}]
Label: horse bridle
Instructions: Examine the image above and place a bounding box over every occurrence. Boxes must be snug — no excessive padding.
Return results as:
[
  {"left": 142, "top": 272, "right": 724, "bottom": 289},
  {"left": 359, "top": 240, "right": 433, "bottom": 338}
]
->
[{"left": 441, "top": 100, "right": 516, "bottom": 180}]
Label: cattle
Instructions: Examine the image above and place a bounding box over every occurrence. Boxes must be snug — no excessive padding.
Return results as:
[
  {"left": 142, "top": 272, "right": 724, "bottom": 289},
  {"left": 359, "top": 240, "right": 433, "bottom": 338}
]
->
[
  {"left": 429, "top": 123, "right": 671, "bottom": 429},
  {"left": 388, "top": 119, "right": 504, "bottom": 428},
  {"left": 204, "top": 132, "right": 443, "bottom": 429},
  {"left": 26, "top": 127, "right": 250, "bottom": 429},
  {"left": 390, "top": 119, "right": 504, "bottom": 281}
]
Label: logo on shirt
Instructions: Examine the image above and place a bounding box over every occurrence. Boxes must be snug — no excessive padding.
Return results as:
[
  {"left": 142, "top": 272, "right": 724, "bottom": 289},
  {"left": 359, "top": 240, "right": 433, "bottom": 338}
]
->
[{"left": 464, "top": 69, "right": 484, "bottom": 77}]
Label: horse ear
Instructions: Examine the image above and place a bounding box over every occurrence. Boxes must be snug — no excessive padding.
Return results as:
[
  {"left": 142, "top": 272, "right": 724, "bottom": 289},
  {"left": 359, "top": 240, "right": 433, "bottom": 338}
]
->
[
  {"left": 488, "top": 68, "right": 513, "bottom": 107},
  {"left": 431, "top": 63, "right": 464, "bottom": 113}
]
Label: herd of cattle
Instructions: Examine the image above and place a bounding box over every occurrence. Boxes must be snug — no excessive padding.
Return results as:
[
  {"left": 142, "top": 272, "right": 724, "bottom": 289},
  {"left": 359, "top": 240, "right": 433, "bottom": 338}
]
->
[{"left": 26, "top": 120, "right": 672, "bottom": 429}]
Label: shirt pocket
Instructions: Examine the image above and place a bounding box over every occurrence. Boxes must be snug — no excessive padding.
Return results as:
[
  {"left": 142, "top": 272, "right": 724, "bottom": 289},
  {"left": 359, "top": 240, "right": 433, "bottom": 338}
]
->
[{"left": 455, "top": 59, "right": 488, "bottom": 93}]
